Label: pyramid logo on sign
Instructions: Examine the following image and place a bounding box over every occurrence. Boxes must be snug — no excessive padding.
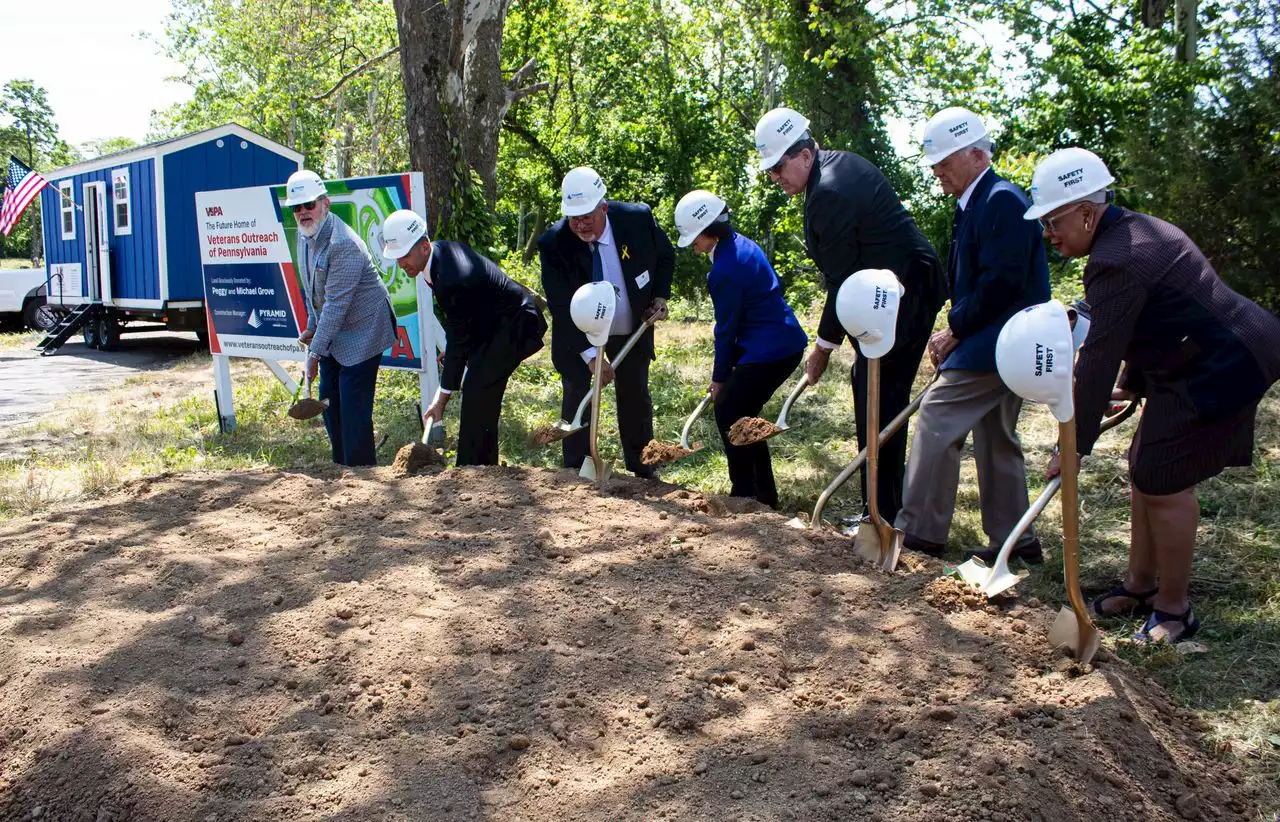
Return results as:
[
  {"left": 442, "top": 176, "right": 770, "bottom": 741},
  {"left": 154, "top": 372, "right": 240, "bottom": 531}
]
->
[{"left": 247, "top": 309, "right": 262, "bottom": 329}]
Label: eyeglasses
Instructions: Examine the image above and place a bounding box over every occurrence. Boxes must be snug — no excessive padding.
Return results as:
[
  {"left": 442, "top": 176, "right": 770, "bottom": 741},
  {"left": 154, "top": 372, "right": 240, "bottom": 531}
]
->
[
  {"left": 1039, "top": 202, "right": 1087, "bottom": 233},
  {"left": 767, "top": 154, "right": 792, "bottom": 176},
  {"left": 291, "top": 199, "right": 322, "bottom": 214}
]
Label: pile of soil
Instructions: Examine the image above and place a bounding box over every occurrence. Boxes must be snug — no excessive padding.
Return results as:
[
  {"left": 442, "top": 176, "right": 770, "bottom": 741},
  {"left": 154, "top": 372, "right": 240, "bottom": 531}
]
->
[
  {"left": 641, "top": 440, "right": 700, "bottom": 465},
  {"left": 0, "top": 466, "right": 1256, "bottom": 821},
  {"left": 728, "top": 416, "right": 782, "bottom": 446},
  {"left": 390, "top": 442, "right": 446, "bottom": 476}
]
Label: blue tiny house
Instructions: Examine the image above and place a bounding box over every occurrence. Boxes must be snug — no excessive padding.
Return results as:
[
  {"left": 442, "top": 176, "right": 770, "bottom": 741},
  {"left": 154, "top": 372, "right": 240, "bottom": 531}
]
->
[{"left": 37, "top": 124, "right": 302, "bottom": 351}]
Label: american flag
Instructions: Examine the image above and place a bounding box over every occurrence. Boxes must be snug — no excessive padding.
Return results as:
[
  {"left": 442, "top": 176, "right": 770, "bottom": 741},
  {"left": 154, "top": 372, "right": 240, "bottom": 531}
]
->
[{"left": 0, "top": 156, "right": 49, "bottom": 236}]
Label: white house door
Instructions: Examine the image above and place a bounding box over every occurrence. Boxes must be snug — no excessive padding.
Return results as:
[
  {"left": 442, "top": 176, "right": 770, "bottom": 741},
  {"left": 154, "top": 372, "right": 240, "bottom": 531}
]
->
[{"left": 82, "top": 182, "right": 111, "bottom": 304}]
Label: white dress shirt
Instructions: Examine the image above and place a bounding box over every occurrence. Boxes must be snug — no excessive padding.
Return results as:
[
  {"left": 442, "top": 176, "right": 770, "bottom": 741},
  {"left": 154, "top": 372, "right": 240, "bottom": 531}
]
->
[{"left": 580, "top": 217, "right": 636, "bottom": 363}]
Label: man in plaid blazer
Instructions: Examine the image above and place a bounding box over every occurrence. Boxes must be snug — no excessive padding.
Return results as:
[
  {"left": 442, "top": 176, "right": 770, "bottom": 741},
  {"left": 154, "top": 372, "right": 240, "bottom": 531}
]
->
[{"left": 289, "top": 170, "right": 396, "bottom": 467}]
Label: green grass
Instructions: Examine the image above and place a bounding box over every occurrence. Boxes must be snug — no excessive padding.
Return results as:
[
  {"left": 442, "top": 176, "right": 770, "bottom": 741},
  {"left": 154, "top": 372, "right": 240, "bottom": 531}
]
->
[{"left": 1, "top": 306, "right": 1277, "bottom": 815}]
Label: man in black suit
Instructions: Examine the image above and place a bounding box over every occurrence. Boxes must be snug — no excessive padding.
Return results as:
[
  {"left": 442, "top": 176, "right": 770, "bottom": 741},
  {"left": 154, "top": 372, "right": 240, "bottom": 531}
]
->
[
  {"left": 380, "top": 209, "right": 546, "bottom": 467},
  {"left": 538, "top": 167, "right": 675, "bottom": 478},
  {"left": 753, "top": 107, "right": 945, "bottom": 524}
]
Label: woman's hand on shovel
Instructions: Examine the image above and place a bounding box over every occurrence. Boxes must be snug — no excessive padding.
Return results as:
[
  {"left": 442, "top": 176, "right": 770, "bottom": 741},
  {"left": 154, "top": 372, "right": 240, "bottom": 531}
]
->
[
  {"left": 1046, "top": 448, "right": 1061, "bottom": 481},
  {"left": 708, "top": 381, "right": 723, "bottom": 404}
]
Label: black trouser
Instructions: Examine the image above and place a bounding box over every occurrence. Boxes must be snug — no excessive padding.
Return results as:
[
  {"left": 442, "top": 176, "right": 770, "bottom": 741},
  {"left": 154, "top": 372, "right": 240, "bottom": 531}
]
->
[
  {"left": 457, "top": 308, "right": 545, "bottom": 467},
  {"left": 560, "top": 327, "right": 655, "bottom": 477},
  {"left": 714, "top": 352, "right": 804, "bottom": 507},
  {"left": 318, "top": 352, "right": 381, "bottom": 467},
  {"left": 851, "top": 258, "right": 940, "bottom": 523}
]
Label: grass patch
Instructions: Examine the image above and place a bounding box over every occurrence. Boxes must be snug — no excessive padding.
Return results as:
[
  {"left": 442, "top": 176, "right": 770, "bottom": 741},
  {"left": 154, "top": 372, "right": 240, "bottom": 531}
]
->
[
  {"left": 1, "top": 304, "right": 1277, "bottom": 815},
  {"left": 0, "top": 330, "right": 41, "bottom": 350}
]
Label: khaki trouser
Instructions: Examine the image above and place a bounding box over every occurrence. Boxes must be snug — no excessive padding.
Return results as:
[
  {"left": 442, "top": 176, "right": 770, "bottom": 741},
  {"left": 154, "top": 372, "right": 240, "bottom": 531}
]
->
[{"left": 895, "top": 369, "right": 1034, "bottom": 548}]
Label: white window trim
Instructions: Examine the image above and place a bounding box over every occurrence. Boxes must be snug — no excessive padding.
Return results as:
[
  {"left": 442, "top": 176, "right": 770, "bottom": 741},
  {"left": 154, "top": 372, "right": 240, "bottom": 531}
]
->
[
  {"left": 111, "top": 167, "right": 132, "bottom": 236},
  {"left": 58, "top": 180, "right": 75, "bottom": 240}
]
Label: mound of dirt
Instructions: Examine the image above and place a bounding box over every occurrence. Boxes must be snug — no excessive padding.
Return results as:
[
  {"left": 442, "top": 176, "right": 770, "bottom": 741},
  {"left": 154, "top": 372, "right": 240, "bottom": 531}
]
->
[
  {"left": 728, "top": 416, "right": 782, "bottom": 446},
  {"left": 390, "top": 442, "right": 446, "bottom": 476},
  {"left": 0, "top": 466, "right": 1256, "bottom": 821},
  {"left": 641, "top": 439, "right": 701, "bottom": 465},
  {"left": 923, "top": 576, "right": 993, "bottom": 613}
]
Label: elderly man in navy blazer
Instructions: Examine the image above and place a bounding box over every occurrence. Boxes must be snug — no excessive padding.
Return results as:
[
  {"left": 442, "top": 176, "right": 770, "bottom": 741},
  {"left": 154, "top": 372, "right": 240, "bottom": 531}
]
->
[
  {"left": 538, "top": 167, "right": 675, "bottom": 479},
  {"left": 290, "top": 169, "right": 396, "bottom": 467},
  {"left": 894, "top": 108, "right": 1051, "bottom": 562}
]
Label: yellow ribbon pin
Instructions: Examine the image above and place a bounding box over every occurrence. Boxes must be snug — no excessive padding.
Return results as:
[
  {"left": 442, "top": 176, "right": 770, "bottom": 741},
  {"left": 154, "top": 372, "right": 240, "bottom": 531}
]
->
[{"left": 620, "top": 245, "right": 630, "bottom": 261}]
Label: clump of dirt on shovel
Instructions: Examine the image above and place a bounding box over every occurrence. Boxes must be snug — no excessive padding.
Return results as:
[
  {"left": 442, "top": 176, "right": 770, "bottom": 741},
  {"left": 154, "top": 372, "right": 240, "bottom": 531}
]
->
[
  {"left": 528, "top": 425, "right": 568, "bottom": 447},
  {"left": 641, "top": 439, "right": 701, "bottom": 465},
  {"left": 391, "top": 442, "right": 446, "bottom": 476},
  {"left": 728, "top": 416, "right": 782, "bottom": 446}
]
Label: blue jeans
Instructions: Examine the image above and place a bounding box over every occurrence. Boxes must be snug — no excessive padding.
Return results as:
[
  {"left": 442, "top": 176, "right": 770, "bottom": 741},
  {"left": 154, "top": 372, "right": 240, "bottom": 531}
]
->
[{"left": 317, "top": 352, "right": 381, "bottom": 466}]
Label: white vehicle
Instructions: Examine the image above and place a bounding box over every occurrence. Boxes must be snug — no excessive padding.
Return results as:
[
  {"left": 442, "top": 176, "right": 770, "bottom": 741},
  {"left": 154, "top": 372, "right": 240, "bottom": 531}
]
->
[{"left": 0, "top": 267, "right": 54, "bottom": 332}]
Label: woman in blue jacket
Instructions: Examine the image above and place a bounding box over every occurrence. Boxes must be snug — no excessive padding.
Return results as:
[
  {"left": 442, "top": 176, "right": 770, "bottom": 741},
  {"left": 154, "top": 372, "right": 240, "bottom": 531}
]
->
[{"left": 674, "top": 190, "right": 809, "bottom": 506}]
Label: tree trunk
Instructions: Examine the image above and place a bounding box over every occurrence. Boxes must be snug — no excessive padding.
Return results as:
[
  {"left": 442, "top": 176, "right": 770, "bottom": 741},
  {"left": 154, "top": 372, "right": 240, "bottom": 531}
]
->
[{"left": 394, "top": 0, "right": 546, "bottom": 235}]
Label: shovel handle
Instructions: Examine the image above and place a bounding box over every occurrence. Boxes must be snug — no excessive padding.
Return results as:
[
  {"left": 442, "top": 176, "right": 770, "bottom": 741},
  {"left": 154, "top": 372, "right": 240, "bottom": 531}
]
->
[
  {"left": 589, "top": 345, "right": 606, "bottom": 485},
  {"left": 808, "top": 372, "right": 939, "bottom": 529},
  {"left": 865, "top": 358, "right": 886, "bottom": 532},
  {"left": 1058, "top": 418, "right": 1096, "bottom": 657},
  {"left": 679, "top": 393, "right": 713, "bottom": 451},
  {"left": 773, "top": 373, "right": 811, "bottom": 429},
  {"left": 568, "top": 320, "right": 654, "bottom": 428}
]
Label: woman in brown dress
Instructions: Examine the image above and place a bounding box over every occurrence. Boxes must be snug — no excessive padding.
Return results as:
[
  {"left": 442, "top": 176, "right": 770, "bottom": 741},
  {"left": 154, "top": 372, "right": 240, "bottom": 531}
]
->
[{"left": 1025, "top": 148, "right": 1280, "bottom": 643}]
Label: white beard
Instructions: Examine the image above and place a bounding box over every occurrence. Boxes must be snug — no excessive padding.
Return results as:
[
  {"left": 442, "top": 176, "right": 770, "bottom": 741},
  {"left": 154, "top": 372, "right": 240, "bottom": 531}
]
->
[{"left": 298, "top": 218, "right": 323, "bottom": 238}]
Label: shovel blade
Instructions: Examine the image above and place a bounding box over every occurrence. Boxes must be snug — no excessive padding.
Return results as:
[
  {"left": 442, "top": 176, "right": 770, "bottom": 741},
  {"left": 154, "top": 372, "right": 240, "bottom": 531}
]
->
[
  {"left": 288, "top": 398, "right": 329, "bottom": 420},
  {"left": 880, "top": 529, "right": 904, "bottom": 572},
  {"left": 579, "top": 457, "right": 612, "bottom": 483},
  {"left": 978, "top": 565, "right": 1025, "bottom": 599},
  {"left": 785, "top": 516, "right": 808, "bottom": 530},
  {"left": 954, "top": 558, "right": 990, "bottom": 590},
  {"left": 853, "top": 520, "right": 882, "bottom": 563},
  {"left": 1047, "top": 606, "right": 1101, "bottom": 664}
]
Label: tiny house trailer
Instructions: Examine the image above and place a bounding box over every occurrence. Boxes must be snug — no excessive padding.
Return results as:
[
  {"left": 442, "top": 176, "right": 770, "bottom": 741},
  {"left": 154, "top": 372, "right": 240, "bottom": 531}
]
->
[{"left": 36, "top": 124, "right": 302, "bottom": 353}]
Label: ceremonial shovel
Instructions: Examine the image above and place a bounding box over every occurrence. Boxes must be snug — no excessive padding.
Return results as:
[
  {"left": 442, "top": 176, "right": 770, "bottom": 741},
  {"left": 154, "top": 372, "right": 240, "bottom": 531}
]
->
[
  {"left": 727, "top": 374, "right": 811, "bottom": 446},
  {"left": 852, "top": 357, "right": 907, "bottom": 572},
  {"left": 641, "top": 392, "right": 713, "bottom": 466},
  {"left": 287, "top": 354, "right": 328, "bottom": 420},
  {"left": 788, "top": 372, "right": 939, "bottom": 530},
  {"left": 954, "top": 400, "right": 1138, "bottom": 598},
  {"left": 530, "top": 318, "right": 654, "bottom": 447},
  {"left": 1046, "top": 414, "right": 1101, "bottom": 663}
]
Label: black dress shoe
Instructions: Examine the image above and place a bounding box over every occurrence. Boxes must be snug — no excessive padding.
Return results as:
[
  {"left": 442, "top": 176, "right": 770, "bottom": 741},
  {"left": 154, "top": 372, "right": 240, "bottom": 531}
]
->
[
  {"left": 963, "top": 539, "right": 1044, "bottom": 566},
  {"left": 903, "top": 534, "right": 946, "bottom": 558}
]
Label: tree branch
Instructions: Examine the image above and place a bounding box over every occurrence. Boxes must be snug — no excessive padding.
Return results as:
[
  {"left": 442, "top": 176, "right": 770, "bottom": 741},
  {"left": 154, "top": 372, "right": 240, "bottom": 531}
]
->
[
  {"left": 501, "top": 116, "right": 565, "bottom": 182},
  {"left": 312, "top": 45, "right": 402, "bottom": 101},
  {"left": 507, "top": 81, "right": 549, "bottom": 106}
]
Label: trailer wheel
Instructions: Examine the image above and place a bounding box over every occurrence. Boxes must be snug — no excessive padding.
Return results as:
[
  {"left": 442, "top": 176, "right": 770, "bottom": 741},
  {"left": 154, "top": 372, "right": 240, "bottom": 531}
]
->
[
  {"left": 97, "top": 314, "right": 120, "bottom": 351},
  {"left": 82, "top": 319, "right": 100, "bottom": 349},
  {"left": 29, "top": 301, "right": 62, "bottom": 332}
]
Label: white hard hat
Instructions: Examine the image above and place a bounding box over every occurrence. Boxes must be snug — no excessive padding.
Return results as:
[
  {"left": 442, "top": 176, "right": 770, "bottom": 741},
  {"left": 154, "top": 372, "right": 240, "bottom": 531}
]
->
[
  {"left": 379, "top": 209, "right": 429, "bottom": 262},
  {"left": 570, "top": 282, "right": 617, "bottom": 347},
  {"left": 561, "top": 167, "right": 607, "bottom": 217},
  {"left": 995, "top": 300, "right": 1075, "bottom": 423},
  {"left": 283, "top": 170, "right": 327, "bottom": 207},
  {"left": 835, "top": 269, "right": 905, "bottom": 360},
  {"left": 1023, "top": 148, "right": 1115, "bottom": 220},
  {"left": 921, "top": 106, "right": 989, "bottom": 165},
  {"left": 753, "top": 107, "right": 811, "bottom": 172},
  {"left": 674, "top": 190, "right": 728, "bottom": 248}
]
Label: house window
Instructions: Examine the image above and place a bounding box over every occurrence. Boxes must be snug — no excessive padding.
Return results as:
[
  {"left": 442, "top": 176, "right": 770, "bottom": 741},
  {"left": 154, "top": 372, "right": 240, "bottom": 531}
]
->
[
  {"left": 58, "top": 181, "right": 75, "bottom": 240},
  {"left": 111, "top": 168, "right": 132, "bottom": 235}
]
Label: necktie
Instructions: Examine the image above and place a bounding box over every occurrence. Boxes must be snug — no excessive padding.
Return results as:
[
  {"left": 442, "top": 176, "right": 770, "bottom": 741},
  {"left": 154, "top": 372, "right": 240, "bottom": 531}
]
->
[
  {"left": 947, "top": 205, "right": 964, "bottom": 281},
  {"left": 590, "top": 242, "right": 604, "bottom": 283}
]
